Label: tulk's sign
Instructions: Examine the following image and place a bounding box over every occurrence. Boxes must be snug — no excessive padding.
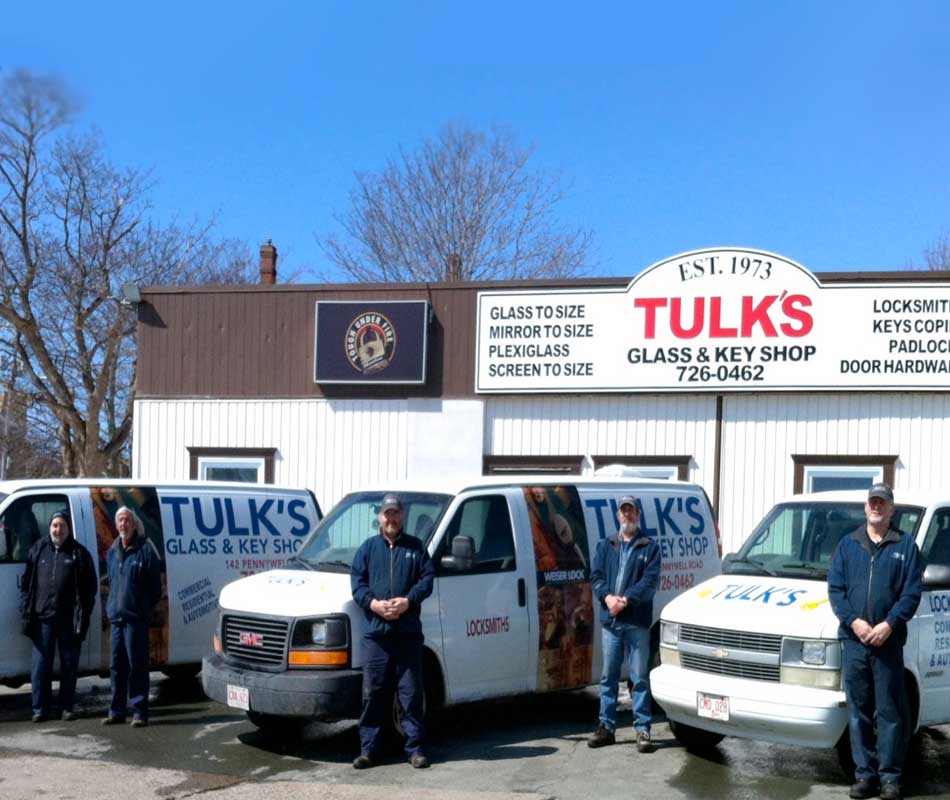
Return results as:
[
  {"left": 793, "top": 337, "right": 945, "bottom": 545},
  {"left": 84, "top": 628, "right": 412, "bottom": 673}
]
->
[{"left": 475, "top": 247, "right": 950, "bottom": 393}]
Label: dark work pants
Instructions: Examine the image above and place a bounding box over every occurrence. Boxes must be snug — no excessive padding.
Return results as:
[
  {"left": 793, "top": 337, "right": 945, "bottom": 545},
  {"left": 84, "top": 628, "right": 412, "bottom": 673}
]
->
[
  {"left": 109, "top": 620, "right": 151, "bottom": 720},
  {"left": 30, "top": 619, "right": 80, "bottom": 716},
  {"left": 842, "top": 637, "right": 908, "bottom": 785},
  {"left": 358, "top": 633, "right": 425, "bottom": 757}
]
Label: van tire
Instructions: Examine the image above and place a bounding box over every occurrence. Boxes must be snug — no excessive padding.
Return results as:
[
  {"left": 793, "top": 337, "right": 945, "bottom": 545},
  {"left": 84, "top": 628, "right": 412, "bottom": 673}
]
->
[
  {"left": 669, "top": 719, "right": 725, "bottom": 751},
  {"left": 392, "top": 649, "right": 445, "bottom": 738},
  {"left": 835, "top": 730, "right": 855, "bottom": 782}
]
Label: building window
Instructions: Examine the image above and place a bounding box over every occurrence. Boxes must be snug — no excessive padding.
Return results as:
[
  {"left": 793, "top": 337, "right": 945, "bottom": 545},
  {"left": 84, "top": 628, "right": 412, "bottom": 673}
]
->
[
  {"left": 791, "top": 455, "right": 897, "bottom": 494},
  {"left": 483, "top": 455, "right": 583, "bottom": 476},
  {"left": 591, "top": 455, "right": 691, "bottom": 481},
  {"left": 188, "top": 447, "right": 277, "bottom": 484}
]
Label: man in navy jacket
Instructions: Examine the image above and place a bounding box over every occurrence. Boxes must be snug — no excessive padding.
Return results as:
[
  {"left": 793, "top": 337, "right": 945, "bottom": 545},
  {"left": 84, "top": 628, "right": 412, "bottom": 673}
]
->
[
  {"left": 828, "top": 484, "right": 922, "bottom": 800},
  {"left": 103, "top": 506, "right": 162, "bottom": 727},
  {"left": 587, "top": 495, "right": 661, "bottom": 753},
  {"left": 351, "top": 493, "right": 434, "bottom": 769}
]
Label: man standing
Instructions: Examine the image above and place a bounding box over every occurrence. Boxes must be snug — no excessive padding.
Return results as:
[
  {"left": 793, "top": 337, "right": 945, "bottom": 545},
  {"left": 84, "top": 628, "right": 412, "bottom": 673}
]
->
[
  {"left": 588, "top": 495, "right": 661, "bottom": 753},
  {"left": 103, "top": 506, "right": 162, "bottom": 728},
  {"left": 828, "top": 484, "right": 922, "bottom": 800},
  {"left": 19, "top": 510, "right": 96, "bottom": 722},
  {"left": 350, "top": 494, "right": 435, "bottom": 769}
]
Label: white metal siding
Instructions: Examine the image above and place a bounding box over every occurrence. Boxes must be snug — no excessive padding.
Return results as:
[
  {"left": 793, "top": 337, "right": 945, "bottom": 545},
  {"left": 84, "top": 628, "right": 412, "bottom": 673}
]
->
[
  {"left": 719, "top": 393, "right": 950, "bottom": 554},
  {"left": 133, "top": 399, "right": 410, "bottom": 510},
  {"left": 485, "top": 395, "right": 719, "bottom": 487}
]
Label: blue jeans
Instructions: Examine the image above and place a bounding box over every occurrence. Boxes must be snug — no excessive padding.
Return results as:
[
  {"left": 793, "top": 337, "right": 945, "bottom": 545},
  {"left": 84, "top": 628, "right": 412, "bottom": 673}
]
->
[
  {"left": 109, "top": 620, "right": 151, "bottom": 721},
  {"left": 599, "top": 622, "right": 651, "bottom": 732},
  {"left": 842, "top": 637, "right": 907, "bottom": 785},
  {"left": 359, "top": 633, "right": 425, "bottom": 757},
  {"left": 30, "top": 619, "right": 80, "bottom": 717}
]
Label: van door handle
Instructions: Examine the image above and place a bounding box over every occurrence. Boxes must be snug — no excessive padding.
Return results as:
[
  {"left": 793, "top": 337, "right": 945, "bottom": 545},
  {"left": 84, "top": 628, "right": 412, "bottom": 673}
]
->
[{"left": 517, "top": 578, "right": 526, "bottom": 607}]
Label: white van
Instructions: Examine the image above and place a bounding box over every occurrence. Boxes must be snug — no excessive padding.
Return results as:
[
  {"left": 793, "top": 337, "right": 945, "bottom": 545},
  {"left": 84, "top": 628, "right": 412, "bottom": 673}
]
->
[
  {"left": 0, "top": 479, "right": 321, "bottom": 685},
  {"left": 201, "top": 476, "right": 721, "bottom": 731},
  {"left": 651, "top": 489, "right": 950, "bottom": 775}
]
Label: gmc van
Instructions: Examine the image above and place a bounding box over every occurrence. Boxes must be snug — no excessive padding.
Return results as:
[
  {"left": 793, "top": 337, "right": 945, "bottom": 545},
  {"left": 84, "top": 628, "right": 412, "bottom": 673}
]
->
[
  {"left": 651, "top": 489, "right": 950, "bottom": 776},
  {"left": 202, "top": 476, "right": 721, "bottom": 732},
  {"left": 0, "top": 479, "right": 321, "bottom": 685}
]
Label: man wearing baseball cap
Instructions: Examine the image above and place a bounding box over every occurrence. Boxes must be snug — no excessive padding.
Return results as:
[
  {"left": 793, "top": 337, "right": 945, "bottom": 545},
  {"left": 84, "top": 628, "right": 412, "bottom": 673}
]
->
[
  {"left": 587, "top": 494, "right": 661, "bottom": 753},
  {"left": 828, "top": 484, "right": 922, "bottom": 800},
  {"left": 19, "top": 509, "right": 96, "bottom": 722},
  {"left": 351, "top": 493, "right": 435, "bottom": 769}
]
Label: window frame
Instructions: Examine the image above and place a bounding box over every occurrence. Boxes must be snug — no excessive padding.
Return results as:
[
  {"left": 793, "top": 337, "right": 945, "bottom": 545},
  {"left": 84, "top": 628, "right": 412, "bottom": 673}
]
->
[
  {"left": 791, "top": 454, "right": 897, "bottom": 494},
  {"left": 592, "top": 455, "right": 691, "bottom": 481},
  {"left": 434, "top": 493, "right": 517, "bottom": 576},
  {"left": 188, "top": 447, "right": 277, "bottom": 484},
  {"left": 0, "top": 491, "right": 73, "bottom": 564},
  {"left": 483, "top": 455, "right": 583, "bottom": 476}
]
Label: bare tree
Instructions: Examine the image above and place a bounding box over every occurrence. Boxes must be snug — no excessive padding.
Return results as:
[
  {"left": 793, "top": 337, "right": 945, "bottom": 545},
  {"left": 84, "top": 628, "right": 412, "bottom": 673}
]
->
[
  {"left": 924, "top": 230, "right": 950, "bottom": 271},
  {"left": 321, "top": 121, "right": 593, "bottom": 282},
  {"left": 0, "top": 69, "right": 254, "bottom": 477}
]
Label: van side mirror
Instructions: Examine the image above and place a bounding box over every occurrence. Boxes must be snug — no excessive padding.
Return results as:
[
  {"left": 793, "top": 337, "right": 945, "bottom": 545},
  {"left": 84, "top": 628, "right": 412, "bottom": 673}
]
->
[
  {"left": 923, "top": 563, "right": 950, "bottom": 588},
  {"left": 440, "top": 535, "right": 474, "bottom": 572}
]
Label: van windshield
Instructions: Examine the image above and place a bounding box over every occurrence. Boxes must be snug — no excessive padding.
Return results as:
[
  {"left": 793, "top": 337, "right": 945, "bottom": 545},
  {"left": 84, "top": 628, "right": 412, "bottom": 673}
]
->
[
  {"left": 292, "top": 491, "right": 452, "bottom": 572},
  {"left": 726, "top": 502, "right": 924, "bottom": 579}
]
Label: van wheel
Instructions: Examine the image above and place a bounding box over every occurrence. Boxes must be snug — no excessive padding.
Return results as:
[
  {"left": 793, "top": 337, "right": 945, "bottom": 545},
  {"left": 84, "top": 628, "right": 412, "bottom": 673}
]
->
[
  {"left": 246, "top": 711, "right": 305, "bottom": 739},
  {"left": 392, "top": 651, "right": 445, "bottom": 738},
  {"left": 669, "top": 719, "right": 725, "bottom": 751},
  {"left": 835, "top": 730, "right": 855, "bottom": 782}
]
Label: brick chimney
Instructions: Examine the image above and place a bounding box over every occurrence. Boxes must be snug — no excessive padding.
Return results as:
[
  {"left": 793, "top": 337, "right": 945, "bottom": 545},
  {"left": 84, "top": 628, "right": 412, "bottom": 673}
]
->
[{"left": 259, "top": 240, "right": 278, "bottom": 285}]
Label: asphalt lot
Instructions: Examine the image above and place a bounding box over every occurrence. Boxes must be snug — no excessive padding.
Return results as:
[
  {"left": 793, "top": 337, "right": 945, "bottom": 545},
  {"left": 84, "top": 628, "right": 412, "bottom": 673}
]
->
[{"left": 1, "top": 674, "right": 949, "bottom": 799}]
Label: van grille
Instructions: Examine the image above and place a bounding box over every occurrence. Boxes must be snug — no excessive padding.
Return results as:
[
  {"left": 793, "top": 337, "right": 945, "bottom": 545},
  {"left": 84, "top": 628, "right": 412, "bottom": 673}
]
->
[
  {"left": 680, "top": 624, "right": 783, "bottom": 654},
  {"left": 680, "top": 653, "right": 781, "bottom": 682},
  {"left": 223, "top": 614, "right": 288, "bottom": 666}
]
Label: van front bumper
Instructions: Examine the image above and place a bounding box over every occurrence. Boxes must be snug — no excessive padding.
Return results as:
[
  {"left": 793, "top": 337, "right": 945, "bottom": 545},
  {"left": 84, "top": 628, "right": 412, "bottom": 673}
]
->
[
  {"left": 202, "top": 654, "right": 362, "bottom": 721},
  {"left": 650, "top": 664, "right": 849, "bottom": 749}
]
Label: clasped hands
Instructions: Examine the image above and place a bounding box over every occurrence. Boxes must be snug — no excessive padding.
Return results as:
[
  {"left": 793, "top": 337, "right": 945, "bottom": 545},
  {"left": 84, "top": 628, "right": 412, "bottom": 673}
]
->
[
  {"left": 851, "top": 618, "right": 892, "bottom": 647},
  {"left": 605, "top": 594, "right": 628, "bottom": 617},
  {"left": 371, "top": 597, "right": 410, "bottom": 621}
]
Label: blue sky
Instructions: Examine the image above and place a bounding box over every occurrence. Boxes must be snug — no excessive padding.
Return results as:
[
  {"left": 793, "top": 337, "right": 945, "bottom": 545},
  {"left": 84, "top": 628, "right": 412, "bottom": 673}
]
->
[{"left": 4, "top": 1, "right": 949, "bottom": 281}]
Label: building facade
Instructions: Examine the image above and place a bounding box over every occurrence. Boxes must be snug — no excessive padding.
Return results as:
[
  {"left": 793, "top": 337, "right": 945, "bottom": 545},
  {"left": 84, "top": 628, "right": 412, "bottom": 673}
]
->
[{"left": 133, "top": 247, "right": 950, "bottom": 553}]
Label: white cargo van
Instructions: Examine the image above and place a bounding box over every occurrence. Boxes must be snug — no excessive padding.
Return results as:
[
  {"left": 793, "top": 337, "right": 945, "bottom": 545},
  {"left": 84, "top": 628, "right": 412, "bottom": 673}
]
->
[
  {"left": 651, "top": 489, "right": 950, "bottom": 775},
  {"left": 202, "top": 476, "right": 721, "bottom": 731},
  {"left": 0, "top": 479, "right": 321, "bottom": 685}
]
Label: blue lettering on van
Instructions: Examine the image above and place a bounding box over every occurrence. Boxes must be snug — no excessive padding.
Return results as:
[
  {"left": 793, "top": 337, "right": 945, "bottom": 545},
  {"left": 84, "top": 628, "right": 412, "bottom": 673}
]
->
[
  {"left": 931, "top": 593, "right": 950, "bottom": 614},
  {"left": 584, "top": 495, "right": 707, "bottom": 542},
  {"left": 655, "top": 498, "right": 684, "bottom": 537},
  {"left": 287, "top": 498, "right": 310, "bottom": 536},
  {"left": 162, "top": 496, "right": 189, "bottom": 534},
  {"left": 194, "top": 498, "right": 225, "bottom": 536},
  {"left": 224, "top": 498, "right": 249, "bottom": 536},
  {"left": 709, "top": 583, "right": 807, "bottom": 607},
  {"left": 249, "top": 499, "right": 281, "bottom": 536},
  {"left": 685, "top": 496, "right": 705, "bottom": 534},
  {"left": 161, "top": 495, "right": 313, "bottom": 539},
  {"left": 586, "top": 498, "right": 611, "bottom": 540}
]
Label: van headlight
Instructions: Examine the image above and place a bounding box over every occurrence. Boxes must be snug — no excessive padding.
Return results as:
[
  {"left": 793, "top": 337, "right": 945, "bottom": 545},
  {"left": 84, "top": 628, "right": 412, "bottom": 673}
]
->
[
  {"left": 308, "top": 618, "right": 347, "bottom": 647},
  {"left": 661, "top": 621, "right": 680, "bottom": 647},
  {"left": 801, "top": 640, "right": 827, "bottom": 666},
  {"left": 780, "top": 638, "right": 841, "bottom": 689},
  {"left": 288, "top": 615, "right": 350, "bottom": 667}
]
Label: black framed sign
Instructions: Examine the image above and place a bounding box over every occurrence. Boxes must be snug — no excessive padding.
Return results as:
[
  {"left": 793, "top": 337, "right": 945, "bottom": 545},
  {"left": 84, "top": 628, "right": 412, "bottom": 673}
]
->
[{"left": 313, "top": 300, "right": 429, "bottom": 384}]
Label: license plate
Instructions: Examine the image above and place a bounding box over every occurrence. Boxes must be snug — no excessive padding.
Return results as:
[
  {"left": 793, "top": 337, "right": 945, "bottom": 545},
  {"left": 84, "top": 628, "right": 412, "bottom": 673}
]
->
[
  {"left": 226, "top": 684, "right": 249, "bottom": 711},
  {"left": 697, "top": 691, "right": 729, "bottom": 721}
]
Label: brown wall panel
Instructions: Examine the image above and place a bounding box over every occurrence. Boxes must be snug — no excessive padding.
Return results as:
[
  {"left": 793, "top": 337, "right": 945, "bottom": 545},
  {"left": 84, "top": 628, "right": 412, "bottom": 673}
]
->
[{"left": 139, "top": 271, "right": 927, "bottom": 400}]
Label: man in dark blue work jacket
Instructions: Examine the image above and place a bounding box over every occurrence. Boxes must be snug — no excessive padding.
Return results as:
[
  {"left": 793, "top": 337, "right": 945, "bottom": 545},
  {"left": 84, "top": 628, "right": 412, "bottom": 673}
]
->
[
  {"left": 587, "top": 494, "right": 661, "bottom": 753},
  {"left": 828, "top": 484, "right": 922, "bottom": 800},
  {"left": 350, "top": 493, "right": 435, "bottom": 769},
  {"left": 103, "top": 506, "right": 162, "bottom": 728}
]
